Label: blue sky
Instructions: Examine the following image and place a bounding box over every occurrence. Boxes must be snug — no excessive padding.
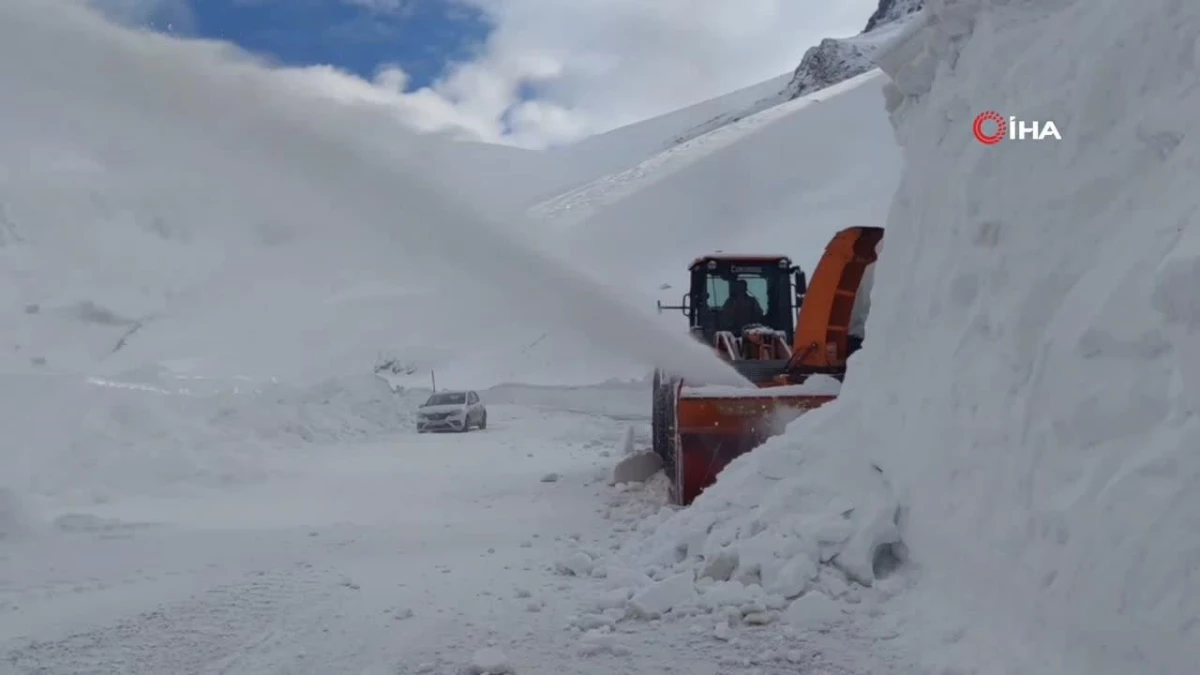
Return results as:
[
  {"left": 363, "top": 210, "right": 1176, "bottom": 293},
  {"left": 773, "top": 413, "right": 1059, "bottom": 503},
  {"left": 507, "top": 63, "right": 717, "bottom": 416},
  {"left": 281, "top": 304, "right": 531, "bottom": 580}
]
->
[{"left": 101, "top": 0, "right": 491, "bottom": 89}]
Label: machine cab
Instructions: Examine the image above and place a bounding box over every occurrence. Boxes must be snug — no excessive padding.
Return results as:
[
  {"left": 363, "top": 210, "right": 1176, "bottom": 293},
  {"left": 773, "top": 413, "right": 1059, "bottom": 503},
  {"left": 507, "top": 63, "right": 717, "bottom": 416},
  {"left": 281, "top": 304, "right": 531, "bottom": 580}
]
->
[{"left": 669, "top": 255, "right": 806, "bottom": 345}]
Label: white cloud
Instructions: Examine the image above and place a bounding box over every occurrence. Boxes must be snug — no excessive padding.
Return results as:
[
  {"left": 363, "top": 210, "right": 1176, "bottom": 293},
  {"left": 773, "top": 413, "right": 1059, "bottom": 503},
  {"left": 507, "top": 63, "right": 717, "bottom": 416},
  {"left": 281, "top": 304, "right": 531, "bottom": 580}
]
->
[
  {"left": 290, "top": 0, "right": 880, "bottom": 148},
  {"left": 341, "top": 0, "right": 415, "bottom": 15},
  {"left": 90, "top": 0, "right": 880, "bottom": 148},
  {"left": 274, "top": 64, "right": 499, "bottom": 142},
  {"left": 89, "top": 0, "right": 196, "bottom": 32}
]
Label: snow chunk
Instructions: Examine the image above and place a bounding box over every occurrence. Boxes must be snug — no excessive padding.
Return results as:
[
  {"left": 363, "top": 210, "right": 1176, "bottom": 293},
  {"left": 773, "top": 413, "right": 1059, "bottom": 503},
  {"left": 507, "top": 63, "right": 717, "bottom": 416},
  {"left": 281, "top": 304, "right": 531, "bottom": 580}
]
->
[
  {"left": 743, "top": 611, "right": 776, "bottom": 626},
  {"left": 556, "top": 551, "right": 595, "bottom": 577},
  {"left": 698, "top": 548, "right": 738, "bottom": 582},
  {"left": 783, "top": 592, "right": 844, "bottom": 632},
  {"left": 577, "top": 628, "right": 630, "bottom": 656},
  {"left": 609, "top": 449, "right": 662, "bottom": 485},
  {"left": 768, "top": 554, "right": 819, "bottom": 599},
  {"left": 603, "top": 565, "right": 653, "bottom": 590},
  {"left": 697, "top": 580, "right": 763, "bottom": 612},
  {"left": 569, "top": 612, "right": 618, "bottom": 631},
  {"left": 627, "top": 572, "right": 696, "bottom": 619},
  {"left": 584, "top": 588, "right": 631, "bottom": 613}
]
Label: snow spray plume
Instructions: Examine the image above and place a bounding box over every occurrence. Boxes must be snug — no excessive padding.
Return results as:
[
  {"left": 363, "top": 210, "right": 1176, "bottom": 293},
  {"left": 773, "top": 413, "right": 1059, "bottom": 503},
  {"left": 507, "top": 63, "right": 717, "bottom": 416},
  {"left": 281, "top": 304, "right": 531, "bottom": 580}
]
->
[{"left": 0, "top": 0, "right": 747, "bottom": 387}]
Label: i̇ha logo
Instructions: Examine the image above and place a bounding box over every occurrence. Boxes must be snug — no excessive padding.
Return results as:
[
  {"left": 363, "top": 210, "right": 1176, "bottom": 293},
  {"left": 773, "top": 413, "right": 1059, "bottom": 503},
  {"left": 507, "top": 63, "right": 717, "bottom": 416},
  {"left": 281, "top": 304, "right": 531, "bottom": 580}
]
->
[{"left": 973, "top": 110, "right": 1061, "bottom": 145}]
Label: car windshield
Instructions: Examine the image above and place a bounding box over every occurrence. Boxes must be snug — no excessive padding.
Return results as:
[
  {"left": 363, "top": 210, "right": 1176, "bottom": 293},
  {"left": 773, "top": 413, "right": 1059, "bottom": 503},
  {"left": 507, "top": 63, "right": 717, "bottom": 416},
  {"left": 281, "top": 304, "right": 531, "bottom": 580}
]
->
[{"left": 424, "top": 392, "right": 466, "bottom": 406}]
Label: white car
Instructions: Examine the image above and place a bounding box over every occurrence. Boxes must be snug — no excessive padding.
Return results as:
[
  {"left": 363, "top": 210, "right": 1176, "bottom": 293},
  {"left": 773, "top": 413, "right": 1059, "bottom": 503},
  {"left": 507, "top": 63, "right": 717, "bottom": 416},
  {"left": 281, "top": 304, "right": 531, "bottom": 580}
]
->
[{"left": 416, "top": 390, "right": 487, "bottom": 433}]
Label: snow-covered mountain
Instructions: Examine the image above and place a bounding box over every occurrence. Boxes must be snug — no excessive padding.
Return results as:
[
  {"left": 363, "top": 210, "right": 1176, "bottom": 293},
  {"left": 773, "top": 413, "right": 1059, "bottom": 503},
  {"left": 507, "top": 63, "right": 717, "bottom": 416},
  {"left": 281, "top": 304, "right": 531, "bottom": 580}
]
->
[
  {"left": 863, "top": 0, "right": 925, "bottom": 32},
  {"left": 594, "top": 0, "right": 925, "bottom": 156}
]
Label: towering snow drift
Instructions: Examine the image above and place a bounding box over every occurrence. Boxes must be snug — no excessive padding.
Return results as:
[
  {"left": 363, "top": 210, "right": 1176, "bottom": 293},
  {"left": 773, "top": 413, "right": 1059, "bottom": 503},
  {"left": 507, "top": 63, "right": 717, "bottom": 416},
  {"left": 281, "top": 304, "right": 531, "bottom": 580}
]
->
[
  {"left": 1, "top": 0, "right": 758, "bottom": 387},
  {"left": 618, "top": 1, "right": 1200, "bottom": 674},
  {"left": 862, "top": 2, "right": 1200, "bottom": 671}
]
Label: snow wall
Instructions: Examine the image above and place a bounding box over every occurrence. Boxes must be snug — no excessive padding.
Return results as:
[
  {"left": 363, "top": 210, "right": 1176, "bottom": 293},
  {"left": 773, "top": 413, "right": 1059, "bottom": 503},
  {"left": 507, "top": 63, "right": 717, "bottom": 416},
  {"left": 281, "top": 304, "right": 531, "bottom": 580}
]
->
[
  {"left": 863, "top": 1, "right": 1200, "bottom": 671},
  {"left": 0, "top": 371, "right": 425, "bottom": 507},
  {"left": 624, "top": 1, "right": 1200, "bottom": 674}
]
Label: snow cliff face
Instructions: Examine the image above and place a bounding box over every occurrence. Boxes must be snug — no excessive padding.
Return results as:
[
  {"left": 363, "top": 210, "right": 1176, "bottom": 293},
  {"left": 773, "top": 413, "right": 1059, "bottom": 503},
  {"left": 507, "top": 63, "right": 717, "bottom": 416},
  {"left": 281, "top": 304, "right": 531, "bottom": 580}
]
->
[
  {"left": 859, "top": 1, "right": 1200, "bottom": 671},
  {"left": 623, "top": 1, "right": 1200, "bottom": 674}
]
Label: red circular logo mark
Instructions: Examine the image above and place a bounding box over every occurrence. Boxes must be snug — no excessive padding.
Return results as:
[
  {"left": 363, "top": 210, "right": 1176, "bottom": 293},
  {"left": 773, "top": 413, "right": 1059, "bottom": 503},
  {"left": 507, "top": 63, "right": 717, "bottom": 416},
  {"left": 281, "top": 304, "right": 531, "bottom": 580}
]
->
[{"left": 973, "top": 111, "right": 1006, "bottom": 145}]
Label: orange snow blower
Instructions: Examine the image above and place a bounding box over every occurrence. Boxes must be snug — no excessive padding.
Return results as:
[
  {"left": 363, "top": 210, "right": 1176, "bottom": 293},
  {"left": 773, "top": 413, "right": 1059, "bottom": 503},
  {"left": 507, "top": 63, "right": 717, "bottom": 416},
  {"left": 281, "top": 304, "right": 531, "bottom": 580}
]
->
[{"left": 652, "top": 226, "right": 882, "bottom": 505}]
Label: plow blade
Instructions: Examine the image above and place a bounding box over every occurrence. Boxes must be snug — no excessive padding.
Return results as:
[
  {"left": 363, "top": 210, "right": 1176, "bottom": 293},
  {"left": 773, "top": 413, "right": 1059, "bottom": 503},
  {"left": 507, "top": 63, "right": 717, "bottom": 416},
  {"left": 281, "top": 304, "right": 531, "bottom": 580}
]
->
[{"left": 672, "top": 386, "right": 834, "bottom": 505}]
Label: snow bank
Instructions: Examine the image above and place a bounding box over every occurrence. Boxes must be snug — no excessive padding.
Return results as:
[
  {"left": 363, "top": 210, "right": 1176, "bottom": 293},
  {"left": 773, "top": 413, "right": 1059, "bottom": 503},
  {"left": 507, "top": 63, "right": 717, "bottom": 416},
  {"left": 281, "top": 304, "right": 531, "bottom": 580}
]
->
[
  {"left": 4, "top": 370, "right": 421, "bottom": 505},
  {"left": 612, "top": 399, "right": 903, "bottom": 597},
  {"left": 611, "top": 1, "right": 1200, "bottom": 673}
]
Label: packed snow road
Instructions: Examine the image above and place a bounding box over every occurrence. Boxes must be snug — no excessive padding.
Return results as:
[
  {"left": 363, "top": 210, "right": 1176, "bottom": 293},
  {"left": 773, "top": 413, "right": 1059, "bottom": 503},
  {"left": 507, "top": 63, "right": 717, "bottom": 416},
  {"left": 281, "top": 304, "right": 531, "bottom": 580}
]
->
[
  {"left": 1, "top": 403, "right": 636, "bottom": 674},
  {"left": 1, "top": 396, "right": 908, "bottom": 675}
]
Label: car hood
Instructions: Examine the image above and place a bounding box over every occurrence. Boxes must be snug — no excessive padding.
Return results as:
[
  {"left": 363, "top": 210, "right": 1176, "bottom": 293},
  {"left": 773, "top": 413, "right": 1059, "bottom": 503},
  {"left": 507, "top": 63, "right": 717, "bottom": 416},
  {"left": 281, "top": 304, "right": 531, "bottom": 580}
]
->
[{"left": 419, "top": 404, "right": 467, "bottom": 415}]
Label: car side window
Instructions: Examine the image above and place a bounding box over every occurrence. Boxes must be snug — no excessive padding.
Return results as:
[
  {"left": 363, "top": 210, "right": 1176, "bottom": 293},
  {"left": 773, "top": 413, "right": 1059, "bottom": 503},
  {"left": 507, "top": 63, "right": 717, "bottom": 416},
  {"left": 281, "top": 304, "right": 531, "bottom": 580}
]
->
[{"left": 468, "top": 392, "right": 478, "bottom": 404}]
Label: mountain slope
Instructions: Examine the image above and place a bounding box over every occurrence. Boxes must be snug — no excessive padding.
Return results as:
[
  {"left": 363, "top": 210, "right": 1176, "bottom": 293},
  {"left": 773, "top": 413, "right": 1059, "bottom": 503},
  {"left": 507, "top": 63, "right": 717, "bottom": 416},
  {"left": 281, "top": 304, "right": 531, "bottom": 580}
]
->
[
  {"left": 530, "top": 74, "right": 794, "bottom": 204},
  {"left": 537, "top": 70, "right": 900, "bottom": 289},
  {"left": 640, "top": 0, "right": 926, "bottom": 154},
  {"left": 528, "top": 0, "right": 923, "bottom": 203}
]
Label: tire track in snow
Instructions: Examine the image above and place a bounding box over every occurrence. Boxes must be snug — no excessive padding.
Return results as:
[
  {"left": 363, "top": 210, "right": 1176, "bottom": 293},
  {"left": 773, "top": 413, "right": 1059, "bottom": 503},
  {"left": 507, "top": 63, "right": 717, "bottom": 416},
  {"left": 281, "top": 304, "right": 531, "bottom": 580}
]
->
[{"left": 3, "top": 563, "right": 341, "bottom": 675}]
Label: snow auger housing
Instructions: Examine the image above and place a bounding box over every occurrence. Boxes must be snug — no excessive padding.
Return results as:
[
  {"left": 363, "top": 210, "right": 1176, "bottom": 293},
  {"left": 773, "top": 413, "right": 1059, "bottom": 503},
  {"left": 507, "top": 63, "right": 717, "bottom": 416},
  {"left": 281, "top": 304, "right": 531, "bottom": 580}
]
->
[{"left": 652, "top": 226, "right": 883, "bottom": 505}]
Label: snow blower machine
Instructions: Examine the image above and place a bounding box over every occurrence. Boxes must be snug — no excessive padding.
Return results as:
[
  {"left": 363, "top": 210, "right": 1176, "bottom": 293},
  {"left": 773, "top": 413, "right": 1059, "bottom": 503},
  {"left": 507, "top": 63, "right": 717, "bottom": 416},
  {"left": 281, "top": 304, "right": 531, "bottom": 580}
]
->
[{"left": 652, "top": 226, "right": 882, "bottom": 505}]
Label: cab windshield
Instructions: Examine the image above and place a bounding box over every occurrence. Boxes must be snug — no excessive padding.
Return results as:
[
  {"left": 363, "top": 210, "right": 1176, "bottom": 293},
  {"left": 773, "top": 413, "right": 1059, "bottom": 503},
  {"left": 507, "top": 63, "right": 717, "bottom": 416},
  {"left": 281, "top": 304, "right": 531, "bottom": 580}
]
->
[
  {"left": 704, "top": 273, "right": 771, "bottom": 312},
  {"left": 688, "top": 259, "right": 793, "bottom": 339}
]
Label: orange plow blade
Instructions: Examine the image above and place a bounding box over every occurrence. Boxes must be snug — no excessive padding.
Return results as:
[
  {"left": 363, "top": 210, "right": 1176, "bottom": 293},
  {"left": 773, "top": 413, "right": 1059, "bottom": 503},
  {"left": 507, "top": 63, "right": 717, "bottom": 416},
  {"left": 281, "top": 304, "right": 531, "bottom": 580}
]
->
[{"left": 671, "top": 384, "right": 835, "bottom": 505}]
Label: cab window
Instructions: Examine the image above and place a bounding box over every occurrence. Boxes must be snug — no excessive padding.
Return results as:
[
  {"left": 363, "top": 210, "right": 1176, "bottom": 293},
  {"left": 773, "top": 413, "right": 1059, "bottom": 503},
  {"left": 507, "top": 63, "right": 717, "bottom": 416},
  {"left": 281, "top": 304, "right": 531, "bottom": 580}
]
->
[{"left": 705, "top": 274, "right": 770, "bottom": 309}]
